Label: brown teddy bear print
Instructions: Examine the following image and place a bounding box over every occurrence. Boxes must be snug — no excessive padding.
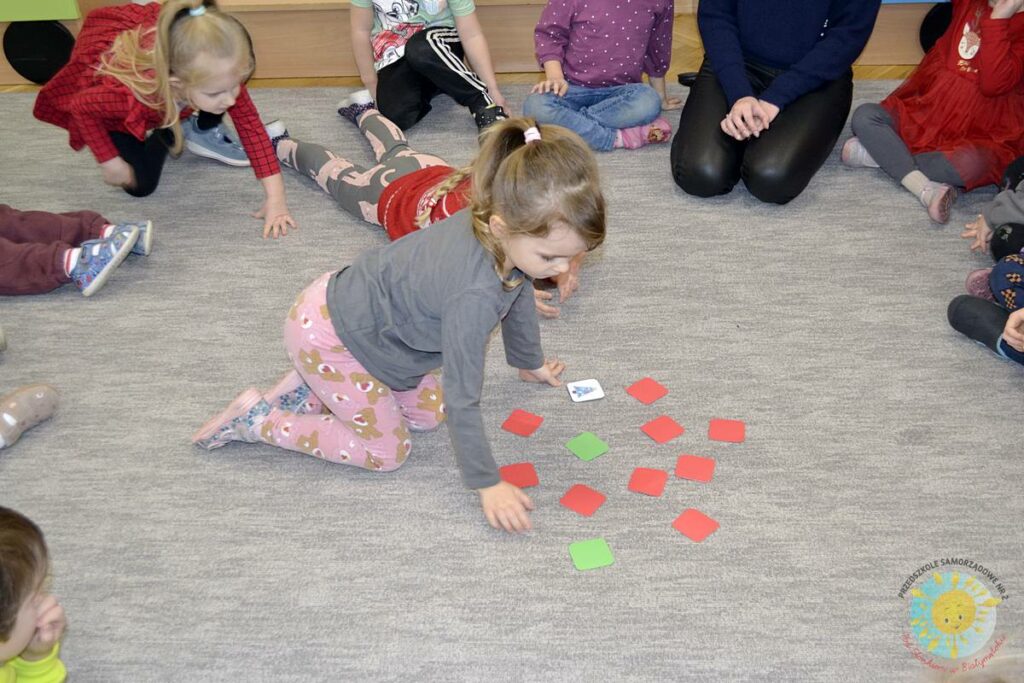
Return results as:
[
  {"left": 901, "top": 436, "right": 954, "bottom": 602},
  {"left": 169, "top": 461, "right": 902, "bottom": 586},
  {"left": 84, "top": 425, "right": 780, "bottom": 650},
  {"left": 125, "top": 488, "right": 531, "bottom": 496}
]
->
[
  {"left": 416, "top": 387, "right": 446, "bottom": 424},
  {"left": 295, "top": 431, "right": 323, "bottom": 458},
  {"left": 393, "top": 424, "right": 412, "bottom": 464},
  {"left": 349, "top": 372, "right": 390, "bottom": 405},
  {"left": 298, "top": 349, "right": 346, "bottom": 382},
  {"left": 348, "top": 407, "right": 383, "bottom": 440}
]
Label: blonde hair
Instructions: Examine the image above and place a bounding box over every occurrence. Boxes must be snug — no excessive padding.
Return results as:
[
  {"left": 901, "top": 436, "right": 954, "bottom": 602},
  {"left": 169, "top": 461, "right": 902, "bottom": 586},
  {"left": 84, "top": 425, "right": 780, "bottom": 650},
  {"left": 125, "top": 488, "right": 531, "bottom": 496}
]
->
[
  {"left": 96, "top": 0, "right": 255, "bottom": 154},
  {"left": 425, "top": 118, "right": 605, "bottom": 289}
]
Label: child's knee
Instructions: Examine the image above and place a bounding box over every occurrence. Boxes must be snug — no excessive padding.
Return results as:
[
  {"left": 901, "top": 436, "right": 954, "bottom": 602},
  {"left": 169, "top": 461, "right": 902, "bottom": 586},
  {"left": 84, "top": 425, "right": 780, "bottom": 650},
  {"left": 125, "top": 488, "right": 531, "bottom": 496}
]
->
[
  {"left": 631, "top": 84, "right": 663, "bottom": 120},
  {"left": 850, "top": 102, "right": 886, "bottom": 135},
  {"left": 523, "top": 92, "right": 558, "bottom": 121}
]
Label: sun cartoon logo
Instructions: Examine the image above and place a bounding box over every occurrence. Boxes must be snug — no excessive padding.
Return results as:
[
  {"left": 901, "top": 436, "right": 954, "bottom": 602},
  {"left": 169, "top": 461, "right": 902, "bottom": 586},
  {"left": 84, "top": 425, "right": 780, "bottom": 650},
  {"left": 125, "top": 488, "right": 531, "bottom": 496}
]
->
[{"left": 909, "top": 571, "right": 1001, "bottom": 659}]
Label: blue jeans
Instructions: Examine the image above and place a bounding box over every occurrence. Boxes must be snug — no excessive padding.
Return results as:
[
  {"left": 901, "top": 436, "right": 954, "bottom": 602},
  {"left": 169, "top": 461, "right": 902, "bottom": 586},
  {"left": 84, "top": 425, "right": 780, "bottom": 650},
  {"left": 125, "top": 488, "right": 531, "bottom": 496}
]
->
[{"left": 523, "top": 83, "right": 662, "bottom": 151}]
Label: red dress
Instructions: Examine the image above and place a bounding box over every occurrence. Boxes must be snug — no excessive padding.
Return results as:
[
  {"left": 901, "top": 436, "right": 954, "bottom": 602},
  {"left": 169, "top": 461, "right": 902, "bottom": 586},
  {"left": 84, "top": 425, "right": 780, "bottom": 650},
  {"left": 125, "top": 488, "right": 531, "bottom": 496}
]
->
[
  {"left": 33, "top": 3, "right": 279, "bottom": 179},
  {"left": 881, "top": 0, "right": 1024, "bottom": 189}
]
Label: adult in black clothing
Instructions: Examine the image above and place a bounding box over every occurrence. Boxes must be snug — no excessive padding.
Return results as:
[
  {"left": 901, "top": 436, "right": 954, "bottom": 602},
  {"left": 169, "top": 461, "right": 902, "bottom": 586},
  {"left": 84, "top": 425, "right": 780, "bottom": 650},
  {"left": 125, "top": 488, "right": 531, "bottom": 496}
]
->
[{"left": 670, "top": 0, "right": 881, "bottom": 205}]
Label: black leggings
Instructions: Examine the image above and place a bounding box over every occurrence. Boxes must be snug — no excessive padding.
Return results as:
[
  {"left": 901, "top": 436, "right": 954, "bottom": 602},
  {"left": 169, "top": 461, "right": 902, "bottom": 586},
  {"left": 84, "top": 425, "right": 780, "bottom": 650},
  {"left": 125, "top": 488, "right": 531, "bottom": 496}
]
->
[
  {"left": 109, "top": 111, "right": 223, "bottom": 197},
  {"left": 670, "top": 59, "right": 853, "bottom": 205}
]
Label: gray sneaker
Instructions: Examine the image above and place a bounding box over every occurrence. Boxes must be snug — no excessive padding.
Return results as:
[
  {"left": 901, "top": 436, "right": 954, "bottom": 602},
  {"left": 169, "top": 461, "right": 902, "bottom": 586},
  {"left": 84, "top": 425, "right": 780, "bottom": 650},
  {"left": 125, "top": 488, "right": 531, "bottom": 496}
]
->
[{"left": 183, "top": 115, "right": 251, "bottom": 167}]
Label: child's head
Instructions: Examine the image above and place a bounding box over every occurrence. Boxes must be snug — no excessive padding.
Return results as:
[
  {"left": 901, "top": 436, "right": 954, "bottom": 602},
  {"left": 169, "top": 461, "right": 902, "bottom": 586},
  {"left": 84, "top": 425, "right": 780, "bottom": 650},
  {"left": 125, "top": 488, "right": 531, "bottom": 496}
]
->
[
  {"left": 0, "top": 507, "right": 48, "bottom": 662},
  {"left": 99, "top": 0, "right": 255, "bottom": 153},
  {"left": 468, "top": 118, "right": 606, "bottom": 286}
]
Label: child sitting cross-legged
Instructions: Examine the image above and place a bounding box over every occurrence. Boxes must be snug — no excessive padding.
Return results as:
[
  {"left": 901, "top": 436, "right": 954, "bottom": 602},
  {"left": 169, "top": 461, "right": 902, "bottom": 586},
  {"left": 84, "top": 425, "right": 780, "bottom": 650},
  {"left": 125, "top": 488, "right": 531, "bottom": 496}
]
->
[{"left": 522, "top": 0, "right": 678, "bottom": 151}]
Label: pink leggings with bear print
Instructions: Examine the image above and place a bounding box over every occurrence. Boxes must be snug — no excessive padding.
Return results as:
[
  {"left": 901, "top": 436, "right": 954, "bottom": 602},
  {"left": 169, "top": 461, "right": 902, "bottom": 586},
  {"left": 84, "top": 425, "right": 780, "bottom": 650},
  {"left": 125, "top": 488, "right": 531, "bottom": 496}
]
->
[{"left": 259, "top": 272, "right": 446, "bottom": 471}]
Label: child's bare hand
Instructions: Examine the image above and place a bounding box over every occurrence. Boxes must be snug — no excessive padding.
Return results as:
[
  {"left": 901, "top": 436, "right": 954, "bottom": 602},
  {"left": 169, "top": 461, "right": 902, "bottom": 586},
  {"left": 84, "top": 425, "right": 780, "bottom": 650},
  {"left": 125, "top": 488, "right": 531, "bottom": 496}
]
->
[
  {"left": 518, "top": 358, "right": 566, "bottom": 387},
  {"left": 962, "top": 214, "right": 993, "bottom": 252},
  {"left": 534, "top": 287, "right": 560, "bottom": 318},
  {"left": 20, "top": 595, "right": 66, "bottom": 661},
  {"left": 1004, "top": 309, "right": 1024, "bottom": 352},
  {"left": 99, "top": 157, "right": 135, "bottom": 188},
  {"left": 254, "top": 199, "right": 297, "bottom": 239},
  {"left": 479, "top": 481, "right": 534, "bottom": 533},
  {"left": 531, "top": 78, "right": 569, "bottom": 97},
  {"left": 555, "top": 253, "right": 583, "bottom": 303}
]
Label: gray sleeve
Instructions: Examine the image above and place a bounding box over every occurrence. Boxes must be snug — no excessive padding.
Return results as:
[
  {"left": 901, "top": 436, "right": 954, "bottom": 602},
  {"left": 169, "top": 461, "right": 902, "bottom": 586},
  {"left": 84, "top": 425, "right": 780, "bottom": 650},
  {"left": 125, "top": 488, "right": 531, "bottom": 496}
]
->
[
  {"left": 440, "top": 290, "right": 503, "bottom": 490},
  {"left": 982, "top": 183, "right": 1024, "bottom": 228},
  {"left": 501, "top": 283, "right": 545, "bottom": 371}
]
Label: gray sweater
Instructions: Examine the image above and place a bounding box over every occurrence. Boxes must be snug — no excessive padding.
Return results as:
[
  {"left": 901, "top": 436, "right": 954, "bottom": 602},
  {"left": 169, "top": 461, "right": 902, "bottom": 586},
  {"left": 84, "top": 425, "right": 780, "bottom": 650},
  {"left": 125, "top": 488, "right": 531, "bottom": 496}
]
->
[
  {"left": 326, "top": 210, "right": 545, "bottom": 490},
  {"left": 983, "top": 180, "right": 1024, "bottom": 230}
]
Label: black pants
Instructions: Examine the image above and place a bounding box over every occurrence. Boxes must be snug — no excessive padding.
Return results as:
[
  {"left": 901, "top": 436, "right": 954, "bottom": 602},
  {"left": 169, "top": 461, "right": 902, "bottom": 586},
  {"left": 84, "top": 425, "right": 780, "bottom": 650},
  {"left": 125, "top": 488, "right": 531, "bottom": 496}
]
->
[
  {"left": 670, "top": 59, "right": 853, "bottom": 205},
  {"left": 376, "top": 27, "right": 493, "bottom": 130},
  {"left": 110, "top": 111, "right": 223, "bottom": 198}
]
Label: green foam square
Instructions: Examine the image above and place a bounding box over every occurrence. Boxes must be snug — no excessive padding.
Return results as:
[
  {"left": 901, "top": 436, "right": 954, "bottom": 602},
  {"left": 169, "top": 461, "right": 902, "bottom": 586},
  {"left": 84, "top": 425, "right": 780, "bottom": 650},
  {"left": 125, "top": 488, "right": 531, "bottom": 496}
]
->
[
  {"left": 565, "top": 432, "right": 608, "bottom": 461},
  {"left": 569, "top": 538, "right": 614, "bottom": 571}
]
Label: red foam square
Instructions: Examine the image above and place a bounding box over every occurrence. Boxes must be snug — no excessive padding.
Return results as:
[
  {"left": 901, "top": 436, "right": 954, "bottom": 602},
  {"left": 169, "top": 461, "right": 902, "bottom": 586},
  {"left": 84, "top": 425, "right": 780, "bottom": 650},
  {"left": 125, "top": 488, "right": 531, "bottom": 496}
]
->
[
  {"left": 499, "top": 462, "right": 539, "bottom": 488},
  {"left": 501, "top": 409, "right": 543, "bottom": 437},
  {"left": 625, "top": 377, "right": 668, "bottom": 405},
  {"left": 708, "top": 418, "right": 745, "bottom": 443},
  {"left": 560, "top": 484, "right": 606, "bottom": 517},
  {"left": 628, "top": 468, "right": 669, "bottom": 497},
  {"left": 640, "top": 415, "right": 685, "bottom": 444},
  {"left": 672, "top": 509, "right": 720, "bottom": 542},
  {"left": 675, "top": 454, "right": 716, "bottom": 483}
]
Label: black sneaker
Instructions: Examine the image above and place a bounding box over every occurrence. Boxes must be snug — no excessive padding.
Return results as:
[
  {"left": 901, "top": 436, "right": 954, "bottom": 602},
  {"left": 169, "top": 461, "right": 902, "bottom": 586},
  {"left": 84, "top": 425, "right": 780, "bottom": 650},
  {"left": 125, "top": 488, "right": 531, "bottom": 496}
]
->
[
  {"left": 947, "top": 294, "right": 1009, "bottom": 353},
  {"left": 474, "top": 104, "right": 509, "bottom": 132}
]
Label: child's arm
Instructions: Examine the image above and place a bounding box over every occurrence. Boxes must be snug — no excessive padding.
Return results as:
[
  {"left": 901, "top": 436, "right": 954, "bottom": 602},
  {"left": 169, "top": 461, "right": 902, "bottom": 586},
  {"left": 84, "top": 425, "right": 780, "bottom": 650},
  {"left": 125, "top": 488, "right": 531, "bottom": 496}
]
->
[
  {"left": 453, "top": 12, "right": 506, "bottom": 110},
  {"left": 532, "top": 0, "right": 573, "bottom": 96},
  {"left": 978, "top": 1, "right": 1024, "bottom": 97},
  {"left": 982, "top": 184, "right": 1024, "bottom": 231},
  {"left": 254, "top": 174, "right": 295, "bottom": 239},
  {"left": 66, "top": 84, "right": 136, "bottom": 187},
  {"left": 1004, "top": 308, "right": 1024, "bottom": 352},
  {"left": 227, "top": 87, "right": 296, "bottom": 238},
  {"left": 350, "top": 5, "right": 378, "bottom": 99},
  {"left": 644, "top": 1, "right": 680, "bottom": 110}
]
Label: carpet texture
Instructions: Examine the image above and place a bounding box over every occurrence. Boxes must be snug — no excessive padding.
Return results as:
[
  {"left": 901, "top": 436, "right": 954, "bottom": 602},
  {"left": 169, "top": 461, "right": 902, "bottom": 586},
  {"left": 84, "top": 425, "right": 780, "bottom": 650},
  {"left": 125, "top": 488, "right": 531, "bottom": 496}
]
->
[{"left": 0, "top": 83, "right": 1021, "bottom": 682}]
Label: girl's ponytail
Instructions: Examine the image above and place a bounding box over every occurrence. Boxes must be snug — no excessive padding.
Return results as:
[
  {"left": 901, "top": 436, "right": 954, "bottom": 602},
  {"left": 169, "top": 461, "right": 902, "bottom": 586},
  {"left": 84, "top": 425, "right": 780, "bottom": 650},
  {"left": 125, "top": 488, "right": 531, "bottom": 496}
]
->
[{"left": 470, "top": 118, "right": 606, "bottom": 288}]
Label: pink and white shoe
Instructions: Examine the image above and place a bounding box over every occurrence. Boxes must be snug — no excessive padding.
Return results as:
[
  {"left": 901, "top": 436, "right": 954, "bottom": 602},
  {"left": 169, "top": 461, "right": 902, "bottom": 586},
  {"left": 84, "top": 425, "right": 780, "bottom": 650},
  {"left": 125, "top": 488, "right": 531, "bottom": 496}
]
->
[
  {"left": 618, "top": 117, "right": 673, "bottom": 149},
  {"left": 923, "top": 182, "right": 957, "bottom": 224},
  {"left": 965, "top": 267, "right": 996, "bottom": 302},
  {"left": 192, "top": 388, "right": 270, "bottom": 450}
]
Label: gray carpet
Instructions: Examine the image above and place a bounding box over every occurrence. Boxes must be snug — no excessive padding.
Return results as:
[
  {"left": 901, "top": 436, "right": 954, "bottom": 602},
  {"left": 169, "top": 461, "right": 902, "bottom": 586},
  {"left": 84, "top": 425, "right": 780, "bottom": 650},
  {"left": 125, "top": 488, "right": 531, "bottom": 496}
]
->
[{"left": 1, "top": 82, "right": 1021, "bottom": 682}]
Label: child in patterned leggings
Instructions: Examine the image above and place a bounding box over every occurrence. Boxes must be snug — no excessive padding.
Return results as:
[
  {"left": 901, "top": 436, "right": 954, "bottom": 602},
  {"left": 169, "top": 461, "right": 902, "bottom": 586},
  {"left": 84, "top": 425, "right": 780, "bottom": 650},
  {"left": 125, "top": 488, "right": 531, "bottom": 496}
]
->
[
  {"left": 193, "top": 119, "right": 606, "bottom": 534},
  {"left": 273, "top": 103, "right": 581, "bottom": 318}
]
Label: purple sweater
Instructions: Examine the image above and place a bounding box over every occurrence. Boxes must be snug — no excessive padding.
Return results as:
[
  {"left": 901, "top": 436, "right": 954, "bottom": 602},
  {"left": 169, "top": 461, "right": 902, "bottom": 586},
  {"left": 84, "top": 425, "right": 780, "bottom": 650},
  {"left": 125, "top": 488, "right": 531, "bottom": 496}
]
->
[
  {"left": 534, "top": 0, "right": 674, "bottom": 88},
  {"left": 698, "top": 0, "right": 880, "bottom": 108}
]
